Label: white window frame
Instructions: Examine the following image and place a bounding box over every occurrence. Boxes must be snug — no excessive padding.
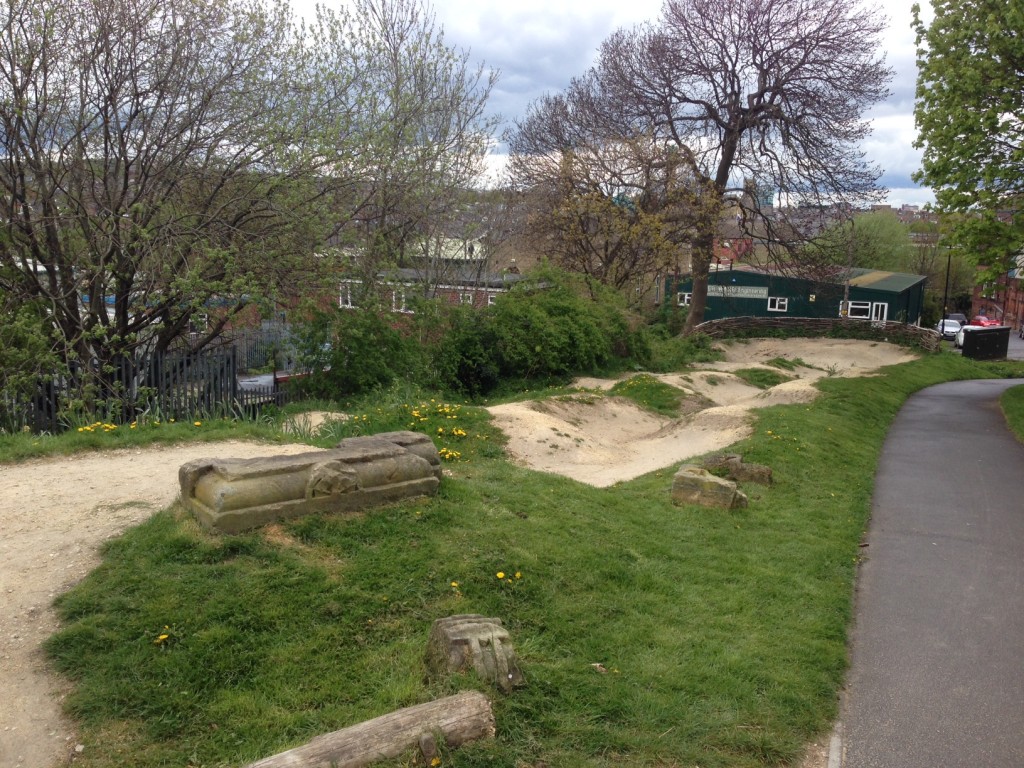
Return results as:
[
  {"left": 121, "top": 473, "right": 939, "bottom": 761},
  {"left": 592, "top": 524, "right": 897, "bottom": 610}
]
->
[
  {"left": 677, "top": 292, "right": 692, "bottom": 307},
  {"left": 767, "top": 296, "right": 789, "bottom": 312},
  {"left": 460, "top": 292, "right": 474, "bottom": 305},
  {"left": 339, "top": 283, "right": 355, "bottom": 309},
  {"left": 392, "top": 289, "right": 412, "bottom": 314},
  {"left": 486, "top": 293, "right": 498, "bottom": 306},
  {"left": 846, "top": 301, "right": 872, "bottom": 319}
]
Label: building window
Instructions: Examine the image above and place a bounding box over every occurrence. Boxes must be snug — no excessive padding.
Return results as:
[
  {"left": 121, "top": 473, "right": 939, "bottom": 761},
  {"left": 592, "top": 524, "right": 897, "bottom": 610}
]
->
[
  {"left": 677, "top": 292, "right": 692, "bottom": 306},
  {"left": 392, "top": 289, "right": 411, "bottom": 313},
  {"left": 845, "top": 301, "right": 871, "bottom": 319},
  {"left": 460, "top": 292, "right": 474, "bottom": 305},
  {"left": 339, "top": 283, "right": 355, "bottom": 308},
  {"left": 767, "top": 297, "right": 788, "bottom": 312},
  {"left": 487, "top": 294, "right": 498, "bottom": 306}
]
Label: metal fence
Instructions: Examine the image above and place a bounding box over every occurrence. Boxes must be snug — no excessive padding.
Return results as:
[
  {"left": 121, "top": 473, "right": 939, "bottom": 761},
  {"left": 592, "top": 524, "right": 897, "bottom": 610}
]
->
[{"left": 1, "top": 346, "right": 295, "bottom": 435}]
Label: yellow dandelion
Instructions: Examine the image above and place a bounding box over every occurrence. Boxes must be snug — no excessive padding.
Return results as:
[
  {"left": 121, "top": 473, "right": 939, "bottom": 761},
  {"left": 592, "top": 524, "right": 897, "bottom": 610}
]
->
[
  {"left": 194, "top": 421, "right": 202, "bottom": 426},
  {"left": 450, "top": 581, "right": 459, "bottom": 588},
  {"left": 431, "top": 758, "right": 441, "bottom": 767},
  {"left": 515, "top": 572, "right": 522, "bottom": 579},
  {"left": 496, "top": 571, "right": 505, "bottom": 579}
]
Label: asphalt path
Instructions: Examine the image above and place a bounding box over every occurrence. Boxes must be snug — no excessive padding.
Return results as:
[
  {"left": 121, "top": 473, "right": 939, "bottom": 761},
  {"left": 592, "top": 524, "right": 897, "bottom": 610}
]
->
[{"left": 839, "top": 367, "right": 1024, "bottom": 766}]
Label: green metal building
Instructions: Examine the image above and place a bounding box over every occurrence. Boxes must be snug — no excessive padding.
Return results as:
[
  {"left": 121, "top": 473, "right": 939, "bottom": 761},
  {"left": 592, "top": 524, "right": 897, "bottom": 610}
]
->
[{"left": 668, "top": 266, "right": 927, "bottom": 325}]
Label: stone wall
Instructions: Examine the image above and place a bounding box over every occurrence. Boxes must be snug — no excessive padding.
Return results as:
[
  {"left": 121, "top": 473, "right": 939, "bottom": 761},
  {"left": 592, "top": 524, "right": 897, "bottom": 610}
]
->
[{"left": 692, "top": 316, "right": 941, "bottom": 352}]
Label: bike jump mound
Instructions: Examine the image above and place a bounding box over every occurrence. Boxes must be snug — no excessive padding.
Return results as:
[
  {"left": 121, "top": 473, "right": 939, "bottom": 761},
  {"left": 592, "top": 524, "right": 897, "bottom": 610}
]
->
[{"left": 179, "top": 431, "right": 442, "bottom": 534}]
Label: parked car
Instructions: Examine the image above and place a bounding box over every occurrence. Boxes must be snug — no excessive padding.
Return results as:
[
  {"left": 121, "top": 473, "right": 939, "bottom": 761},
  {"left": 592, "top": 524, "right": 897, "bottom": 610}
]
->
[
  {"left": 947, "top": 312, "right": 969, "bottom": 326},
  {"left": 970, "top": 315, "right": 1002, "bottom": 327},
  {"left": 955, "top": 323, "right": 994, "bottom": 349},
  {"left": 935, "top": 319, "right": 962, "bottom": 339}
]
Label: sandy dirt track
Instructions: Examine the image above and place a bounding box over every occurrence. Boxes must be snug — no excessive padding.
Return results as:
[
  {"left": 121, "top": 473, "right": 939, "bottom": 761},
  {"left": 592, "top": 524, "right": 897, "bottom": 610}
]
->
[{"left": 0, "top": 338, "right": 918, "bottom": 767}]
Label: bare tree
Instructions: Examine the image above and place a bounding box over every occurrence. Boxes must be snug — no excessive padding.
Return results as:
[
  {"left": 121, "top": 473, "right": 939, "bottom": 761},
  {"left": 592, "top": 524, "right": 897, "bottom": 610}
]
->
[
  {"left": 508, "top": 0, "right": 892, "bottom": 331},
  {"left": 335, "top": 0, "right": 499, "bottom": 295},
  {"left": 0, "top": 0, "right": 496, "bottom": 408}
]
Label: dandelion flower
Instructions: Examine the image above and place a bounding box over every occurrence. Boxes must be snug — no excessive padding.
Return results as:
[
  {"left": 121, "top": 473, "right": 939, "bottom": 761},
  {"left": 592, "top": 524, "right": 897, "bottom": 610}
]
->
[
  {"left": 450, "top": 581, "right": 459, "bottom": 588},
  {"left": 514, "top": 572, "right": 522, "bottom": 579},
  {"left": 496, "top": 571, "right": 505, "bottom": 579},
  {"left": 194, "top": 421, "right": 202, "bottom": 426}
]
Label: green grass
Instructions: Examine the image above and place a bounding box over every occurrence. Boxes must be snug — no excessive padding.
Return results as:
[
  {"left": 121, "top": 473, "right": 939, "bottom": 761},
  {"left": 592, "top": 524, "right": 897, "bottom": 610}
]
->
[
  {"left": 1001, "top": 383, "right": 1024, "bottom": 441},
  {"left": 29, "top": 348, "right": 1024, "bottom": 767},
  {"left": 732, "top": 367, "right": 794, "bottom": 390},
  {"left": 609, "top": 374, "right": 686, "bottom": 416},
  {"left": 766, "top": 356, "right": 810, "bottom": 372}
]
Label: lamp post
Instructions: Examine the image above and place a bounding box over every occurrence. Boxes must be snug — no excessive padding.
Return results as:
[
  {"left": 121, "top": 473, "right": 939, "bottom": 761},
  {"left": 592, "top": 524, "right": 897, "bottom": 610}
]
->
[{"left": 941, "top": 249, "right": 952, "bottom": 324}]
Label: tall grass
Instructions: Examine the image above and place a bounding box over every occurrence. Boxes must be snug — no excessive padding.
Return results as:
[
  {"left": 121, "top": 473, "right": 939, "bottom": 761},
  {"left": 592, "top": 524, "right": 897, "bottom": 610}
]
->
[{"left": 37, "top": 349, "right": 1024, "bottom": 767}]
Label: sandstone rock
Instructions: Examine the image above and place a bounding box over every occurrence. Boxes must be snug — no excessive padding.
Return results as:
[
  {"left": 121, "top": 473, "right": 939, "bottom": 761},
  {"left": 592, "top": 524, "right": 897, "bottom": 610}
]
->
[
  {"left": 702, "top": 453, "right": 773, "bottom": 486},
  {"left": 426, "top": 615, "right": 524, "bottom": 694},
  {"left": 672, "top": 464, "right": 748, "bottom": 510},
  {"left": 179, "top": 431, "right": 440, "bottom": 534}
]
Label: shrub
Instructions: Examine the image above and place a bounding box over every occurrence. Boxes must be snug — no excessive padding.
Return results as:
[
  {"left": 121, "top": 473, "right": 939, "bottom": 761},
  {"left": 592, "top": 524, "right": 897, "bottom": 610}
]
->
[{"left": 293, "top": 307, "right": 420, "bottom": 398}]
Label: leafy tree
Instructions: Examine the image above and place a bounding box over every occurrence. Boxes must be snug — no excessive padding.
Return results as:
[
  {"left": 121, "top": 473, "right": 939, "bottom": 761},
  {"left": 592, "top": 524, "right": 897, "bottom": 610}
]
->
[
  {"left": 913, "top": 0, "right": 1024, "bottom": 271},
  {"left": 508, "top": 0, "right": 892, "bottom": 332},
  {"left": 0, "top": 0, "right": 495, "bottom": 413},
  {"left": 508, "top": 117, "right": 708, "bottom": 307},
  {"left": 813, "top": 211, "right": 915, "bottom": 272},
  {"left": 336, "top": 0, "right": 498, "bottom": 294}
]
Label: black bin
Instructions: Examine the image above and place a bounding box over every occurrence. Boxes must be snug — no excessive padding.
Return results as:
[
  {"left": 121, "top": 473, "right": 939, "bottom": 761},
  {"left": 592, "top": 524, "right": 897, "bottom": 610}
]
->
[{"left": 960, "top": 326, "right": 1010, "bottom": 360}]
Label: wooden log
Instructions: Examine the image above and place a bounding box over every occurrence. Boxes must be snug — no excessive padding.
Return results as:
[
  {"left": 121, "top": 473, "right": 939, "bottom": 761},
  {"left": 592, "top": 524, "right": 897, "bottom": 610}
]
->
[{"left": 243, "top": 691, "right": 494, "bottom": 768}]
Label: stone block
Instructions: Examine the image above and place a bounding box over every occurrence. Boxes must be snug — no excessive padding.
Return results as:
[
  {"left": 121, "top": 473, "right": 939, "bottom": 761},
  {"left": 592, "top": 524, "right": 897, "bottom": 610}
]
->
[
  {"left": 179, "top": 431, "right": 441, "bottom": 534},
  {"left": 702, "top": 453, "right": 773, "bottom": 485},
  {"left": 426, "top": 615, "right": 524, "bottom": 694},
  {"left": 672, "top": 464, "right": 748, "bottom": 510}
]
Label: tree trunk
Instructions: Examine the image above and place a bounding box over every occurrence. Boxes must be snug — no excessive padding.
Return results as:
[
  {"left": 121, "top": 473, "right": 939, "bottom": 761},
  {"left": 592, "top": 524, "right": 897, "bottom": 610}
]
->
[{"left": 243, "top": 691, "right": 495, "bottom": 768}]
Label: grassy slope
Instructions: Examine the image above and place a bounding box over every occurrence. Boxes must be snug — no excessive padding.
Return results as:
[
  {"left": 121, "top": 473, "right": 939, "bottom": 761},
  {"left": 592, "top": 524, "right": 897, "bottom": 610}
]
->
[{"left": 37, "top": 351, "right": 1024, "bottom": 768}]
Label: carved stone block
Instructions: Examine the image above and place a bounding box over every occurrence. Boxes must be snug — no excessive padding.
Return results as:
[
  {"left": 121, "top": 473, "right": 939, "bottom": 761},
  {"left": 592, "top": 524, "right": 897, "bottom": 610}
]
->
[
  {"left": 672, "top": 464, "right": 749, "bottom": 510},
  {"left": 426, "top": 615, "right": 524, "bottom": 694},
  {"left": 179, "top": 431, "right": 441, "bottom": 533},
  {"left": 702, "top": 453, "right": 773, "bottom": 485}
]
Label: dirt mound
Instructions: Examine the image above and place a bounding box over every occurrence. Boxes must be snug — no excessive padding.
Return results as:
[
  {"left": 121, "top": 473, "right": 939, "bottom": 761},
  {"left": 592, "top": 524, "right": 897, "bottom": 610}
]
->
[{"left": 488, "top": 338, "right": 916, "bottom": 486}]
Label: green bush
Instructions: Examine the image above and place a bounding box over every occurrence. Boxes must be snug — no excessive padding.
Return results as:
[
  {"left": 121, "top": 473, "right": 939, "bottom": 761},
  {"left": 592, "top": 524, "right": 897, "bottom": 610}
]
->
[
  {"left": 430, "top": 304, "right": 501, "bottom": 398},
  {"left": 294, "top": 307, "right": 420, "bottom": 398}
]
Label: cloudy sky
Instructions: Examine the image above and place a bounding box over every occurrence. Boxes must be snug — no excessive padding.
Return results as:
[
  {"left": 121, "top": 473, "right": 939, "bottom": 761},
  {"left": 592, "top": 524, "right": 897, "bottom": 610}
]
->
[{"left": 305, "top": 0, "right": 935, "bottom": 207}]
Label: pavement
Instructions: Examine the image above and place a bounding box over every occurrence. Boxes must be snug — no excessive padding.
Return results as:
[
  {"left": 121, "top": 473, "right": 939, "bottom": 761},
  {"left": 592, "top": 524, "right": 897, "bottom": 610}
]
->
[{"left": 832, "top": 331, "right": 1024, "bottom": 766}]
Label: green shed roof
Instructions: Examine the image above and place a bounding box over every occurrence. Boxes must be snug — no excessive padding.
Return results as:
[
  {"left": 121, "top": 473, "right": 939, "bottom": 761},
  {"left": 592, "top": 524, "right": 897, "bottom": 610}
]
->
[{"left": 846, "top": 268, "right": 927, "bottom": 293}]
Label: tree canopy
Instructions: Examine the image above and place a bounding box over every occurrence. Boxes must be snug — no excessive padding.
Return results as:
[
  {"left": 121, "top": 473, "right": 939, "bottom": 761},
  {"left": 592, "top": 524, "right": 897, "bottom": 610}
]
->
[
  {"left": 508, "top": 0, "right": 892, "bottom": 331},
  {"left": 913, "top": 0, "right": 1024, "bottom": 269},
  {"left": 0, "top": 0, "right": 495, "bottom": 405}
]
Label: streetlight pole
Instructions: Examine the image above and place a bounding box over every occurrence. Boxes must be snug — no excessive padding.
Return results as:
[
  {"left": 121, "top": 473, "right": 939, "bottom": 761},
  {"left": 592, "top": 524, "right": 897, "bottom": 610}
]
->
[{"left": 941, "top": 249, "right": 952, "bottom": 324}]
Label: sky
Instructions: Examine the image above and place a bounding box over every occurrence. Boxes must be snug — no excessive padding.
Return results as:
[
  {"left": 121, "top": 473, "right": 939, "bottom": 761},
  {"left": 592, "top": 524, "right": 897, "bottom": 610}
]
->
[{"left": 301, "top": 0, "right": 936, "bottom": 208}]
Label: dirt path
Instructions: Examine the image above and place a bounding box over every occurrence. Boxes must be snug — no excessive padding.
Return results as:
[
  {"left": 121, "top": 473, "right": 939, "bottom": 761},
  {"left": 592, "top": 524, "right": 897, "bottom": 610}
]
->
[
  {"left": 0, "top": 339, "right": 918, "bottom": 767},
  {"left": 0, "top": 440, "right": 317, "bottom": 768}
]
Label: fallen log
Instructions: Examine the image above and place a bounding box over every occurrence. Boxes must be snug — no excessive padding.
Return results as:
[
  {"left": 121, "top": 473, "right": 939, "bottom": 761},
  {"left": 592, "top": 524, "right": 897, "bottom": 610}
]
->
[{"left": 243, "top": 691, "right": 494, "bottom": 768}]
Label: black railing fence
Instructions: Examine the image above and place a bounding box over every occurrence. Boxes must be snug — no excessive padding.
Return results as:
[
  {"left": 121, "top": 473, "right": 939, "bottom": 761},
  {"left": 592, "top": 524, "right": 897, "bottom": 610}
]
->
[{"left": 1, "top": 345, "right": 294, "bottom": 435}]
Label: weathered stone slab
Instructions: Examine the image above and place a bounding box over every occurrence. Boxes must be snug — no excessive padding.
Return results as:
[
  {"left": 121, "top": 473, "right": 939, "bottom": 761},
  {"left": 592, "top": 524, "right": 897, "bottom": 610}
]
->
[
  {"left": 672, "top": 464, "right": 748, "bottom": 510},
  {"left": 426, "top": 615, "right": 524, "bottom": 694},
  {"left": 179, "top": 431, "right": 441, "bottom": 533},
  {"left": 702, "top": 453, "right": 773, "bottom": 485}
]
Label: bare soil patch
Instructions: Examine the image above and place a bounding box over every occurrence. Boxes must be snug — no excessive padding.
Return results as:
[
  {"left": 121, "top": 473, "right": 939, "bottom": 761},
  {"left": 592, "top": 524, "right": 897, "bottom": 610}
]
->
[
  {"left": 488, "top": 338, "right": 917, "bottom": 487},
  {"left": 0, "top": 338, "right": 917, "bottom": 767}
]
